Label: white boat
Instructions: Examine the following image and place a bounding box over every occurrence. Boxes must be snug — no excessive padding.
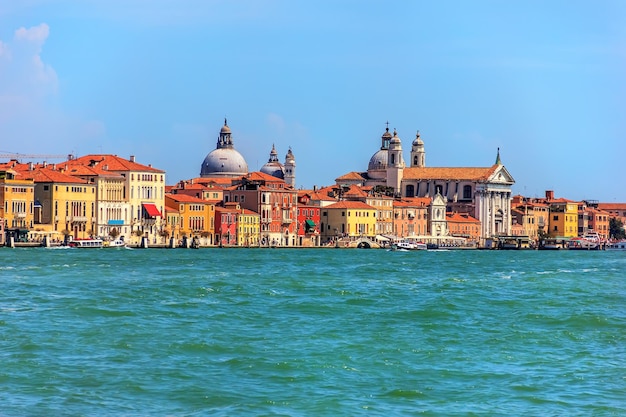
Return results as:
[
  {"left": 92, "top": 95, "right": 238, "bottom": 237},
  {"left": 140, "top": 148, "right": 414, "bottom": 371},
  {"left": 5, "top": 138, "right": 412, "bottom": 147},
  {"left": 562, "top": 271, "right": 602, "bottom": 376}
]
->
[
  {"left": 105, "top": 239, "right": 126, "bottom": 248},
  {"left": 67, "top": 237, "right": 126, "bottom": 248},
  {"left": 68, "top": 238, "right": 104, "bottom": 248},
  {"left": 392, "top": 240, "right": 427, "bottom": 251},
  {"left": 606, "top": 240, "right": 626, "bottom": 250},
  {"left": 568, "top": 231, "right": 603, "bottom": 250}
]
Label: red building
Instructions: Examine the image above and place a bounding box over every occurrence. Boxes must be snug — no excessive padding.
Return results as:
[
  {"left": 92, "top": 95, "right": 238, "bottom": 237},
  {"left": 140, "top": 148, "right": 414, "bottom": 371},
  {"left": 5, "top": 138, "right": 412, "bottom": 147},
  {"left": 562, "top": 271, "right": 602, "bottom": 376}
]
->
[
  {"left": 296, "top": 190, "right": 321, "bottom": 246},
  {"left": 223, "top": 172, "right": 297, "bottom": 246},
  {"left": 214, "top": 203, "right": 239, "bottom": 246}
]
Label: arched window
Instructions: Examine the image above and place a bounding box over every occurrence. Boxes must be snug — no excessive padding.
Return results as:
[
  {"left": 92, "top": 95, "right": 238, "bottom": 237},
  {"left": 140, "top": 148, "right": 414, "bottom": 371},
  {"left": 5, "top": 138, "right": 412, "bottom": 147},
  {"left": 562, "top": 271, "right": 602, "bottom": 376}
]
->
[
  {"left": 390, "top": 154, "right": 395, "bottom": 164},
  {"left": 406, "top": 184, "right": 415, "bottom": 197}
]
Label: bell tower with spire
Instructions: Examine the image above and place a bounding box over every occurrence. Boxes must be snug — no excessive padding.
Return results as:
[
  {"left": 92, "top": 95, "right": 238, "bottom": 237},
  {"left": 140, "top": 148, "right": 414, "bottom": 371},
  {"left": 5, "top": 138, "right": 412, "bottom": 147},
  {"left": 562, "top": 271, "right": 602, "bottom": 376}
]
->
[
  {"left": 386, "top": 129, "right": 405, "bottom": 195},
  {"left": 284, "top": 147, "right": 296, "bottom": 187},
  {"left": 410, "top": 130, "right": 426, "bottom": 167}
]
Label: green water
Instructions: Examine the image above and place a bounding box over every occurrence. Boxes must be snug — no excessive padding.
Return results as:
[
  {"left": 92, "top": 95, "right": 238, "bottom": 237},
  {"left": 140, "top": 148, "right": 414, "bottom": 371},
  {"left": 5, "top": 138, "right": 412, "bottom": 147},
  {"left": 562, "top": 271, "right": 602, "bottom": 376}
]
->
[{"left": 1, "top": 248, "right": 624, "bottom": 416}]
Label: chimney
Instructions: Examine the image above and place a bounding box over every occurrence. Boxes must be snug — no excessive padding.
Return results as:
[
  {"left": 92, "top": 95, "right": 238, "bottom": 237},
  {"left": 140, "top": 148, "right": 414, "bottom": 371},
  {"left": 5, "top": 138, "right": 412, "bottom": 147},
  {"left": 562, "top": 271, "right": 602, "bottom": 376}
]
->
[
  {"left": 52, "top": 164, "right": 56, "bottom": 170},
  {"left": 545, "top": 190, "right": 554, "bottom": 200},
  {"left": 130, "top": 155, "right": 136, "bottom": 163},
  {"left": 28, "top": 162, "right": 34, "bottom": 171},
  {"left": 43, "top": 161, "right": 48, "bottom": 168}
]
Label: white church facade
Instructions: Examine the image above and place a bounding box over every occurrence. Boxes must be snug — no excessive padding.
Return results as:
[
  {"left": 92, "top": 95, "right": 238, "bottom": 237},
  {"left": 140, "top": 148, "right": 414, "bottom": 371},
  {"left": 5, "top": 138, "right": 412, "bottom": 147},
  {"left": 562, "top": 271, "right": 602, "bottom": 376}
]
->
[{"left": 336, "top": 124, "right": 515, "bottom": 244}]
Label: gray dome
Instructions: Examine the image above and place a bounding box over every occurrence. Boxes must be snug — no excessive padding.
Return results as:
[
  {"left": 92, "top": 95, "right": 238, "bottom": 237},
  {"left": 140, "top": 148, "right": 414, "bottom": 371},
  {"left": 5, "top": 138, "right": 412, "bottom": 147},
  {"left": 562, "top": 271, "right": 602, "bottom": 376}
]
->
[
  {"left": 260, "top": 162, "right": 285, "bottom": 178},
  {"left": 260, "top": 144, "right": 285, "bottom": 179},
  {"left": 200, "top": 148, "right": 248, "bottom": 177},
  {"left": 200, "top": 119, "right": 249, "bottom": 178},
  {"left": 368, "top": 149, "right": 388, "bottom": 171}
]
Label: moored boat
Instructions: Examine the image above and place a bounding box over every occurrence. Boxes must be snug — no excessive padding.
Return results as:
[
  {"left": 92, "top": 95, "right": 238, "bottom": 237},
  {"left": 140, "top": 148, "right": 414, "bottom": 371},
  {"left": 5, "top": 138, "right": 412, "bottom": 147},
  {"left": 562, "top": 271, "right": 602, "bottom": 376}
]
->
[
  {"left": 568, "top": 231, "right": 604, "bottom": 250},
  {"left": 391, "top": 240, "right": 427, "bottom": 251},
  {"left": 606, "top": 240, "right": 626, "bottom": 250},
  {"left": 68, "top": 238, "right": 104, "bottom": 248}
]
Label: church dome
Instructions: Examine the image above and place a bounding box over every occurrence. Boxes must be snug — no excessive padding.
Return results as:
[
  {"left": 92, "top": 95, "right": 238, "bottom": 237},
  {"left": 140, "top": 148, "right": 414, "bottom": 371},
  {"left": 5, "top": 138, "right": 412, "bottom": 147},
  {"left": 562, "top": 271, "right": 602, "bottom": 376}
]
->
[
  {"left": 368, "top": 149, "right": 388, "bottom": 171},
  {"left": 200, "top": 119, "right": 249, "bottom": 178},
  {"left": 260, "top": 144, "right": 285, "bottom": 179},
  {"left": 201, "top": 148, "right": 248, "bottom": 177}
]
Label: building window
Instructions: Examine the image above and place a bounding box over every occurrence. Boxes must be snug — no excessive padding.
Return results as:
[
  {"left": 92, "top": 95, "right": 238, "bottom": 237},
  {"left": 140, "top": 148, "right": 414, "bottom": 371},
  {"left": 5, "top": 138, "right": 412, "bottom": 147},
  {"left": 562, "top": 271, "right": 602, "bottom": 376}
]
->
[{"left": 463, "top": 185, "right": 472, "bottom": 199}]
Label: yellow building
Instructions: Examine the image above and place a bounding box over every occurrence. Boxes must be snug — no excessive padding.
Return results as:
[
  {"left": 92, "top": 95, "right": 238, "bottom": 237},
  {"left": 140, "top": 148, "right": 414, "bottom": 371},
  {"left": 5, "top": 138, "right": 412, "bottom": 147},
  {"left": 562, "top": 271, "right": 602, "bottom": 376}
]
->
[
  {"left": 321, "top": 200, "right": 376, "bottom": 240},
  {"left": 0, "top": 168, "right": 35, "bottom": 241},
  {"left": 548, "top": 197, "right": 578, "bottom": 238},
  {"left": 237, "top": 207, "right": 260, "bottom": 247},
  {"left": 66, "top": 155, "right": 166, "bottom": 244},
  {"left": 511, "top": 196, "right": 550, "bottom": 241},
  {"left": 165, "top": 194, "right": 215, "bottom": 244},
  {"left": 25, "top": 167, "right": 97, "bottom": 240},
  {"left": 62, "top": 163, "right": 129, "bottom": 239}
]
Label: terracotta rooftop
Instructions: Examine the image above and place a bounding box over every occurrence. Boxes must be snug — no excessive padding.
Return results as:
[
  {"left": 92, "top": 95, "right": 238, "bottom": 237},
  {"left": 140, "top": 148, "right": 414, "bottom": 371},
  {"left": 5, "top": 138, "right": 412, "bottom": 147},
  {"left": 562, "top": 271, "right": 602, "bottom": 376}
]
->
[
  {"left": 22, "top": 167, "right": 88, "bottom": 184},
  {"left": 165, "top": 194, "right": 207, "bottom": 204},
  {"left": 326, "top": 200, "right": 375, "bottom": 210},
  {"left": 67, "top": 154, "right": 165, "bottom": 173},
  {"left": 446, "top": 212, "right": 480, "bottom": 223},
  {"left": 402, "top": 165, "right": 499, "bottom": 181}
]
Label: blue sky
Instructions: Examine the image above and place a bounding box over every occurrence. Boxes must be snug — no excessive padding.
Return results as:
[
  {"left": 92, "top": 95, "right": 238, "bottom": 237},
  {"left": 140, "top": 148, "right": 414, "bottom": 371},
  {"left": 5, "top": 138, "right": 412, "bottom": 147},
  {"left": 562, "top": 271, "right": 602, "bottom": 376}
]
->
[{"left": 1, "top": 0, "right": 625, "bottom": 201}]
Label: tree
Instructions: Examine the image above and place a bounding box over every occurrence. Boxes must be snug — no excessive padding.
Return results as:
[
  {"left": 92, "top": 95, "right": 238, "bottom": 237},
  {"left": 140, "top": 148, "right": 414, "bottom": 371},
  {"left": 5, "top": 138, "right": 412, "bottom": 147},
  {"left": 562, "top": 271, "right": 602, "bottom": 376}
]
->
[
  {"left": 609, "top": 218, "right": 625, "bottom": 240},
  {"left": 372, "top": 185, "right": 395, "bottom": 197},
  {"left": 109, "top": 228, "right": 119, "bottom": 239}
]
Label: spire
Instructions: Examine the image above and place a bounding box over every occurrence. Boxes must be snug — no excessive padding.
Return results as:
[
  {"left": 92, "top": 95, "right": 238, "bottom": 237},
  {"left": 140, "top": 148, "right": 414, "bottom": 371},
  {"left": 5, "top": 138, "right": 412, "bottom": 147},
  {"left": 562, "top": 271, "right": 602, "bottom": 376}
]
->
[{"left": 495, "top": 147, "right": 502, "bottom": 165}]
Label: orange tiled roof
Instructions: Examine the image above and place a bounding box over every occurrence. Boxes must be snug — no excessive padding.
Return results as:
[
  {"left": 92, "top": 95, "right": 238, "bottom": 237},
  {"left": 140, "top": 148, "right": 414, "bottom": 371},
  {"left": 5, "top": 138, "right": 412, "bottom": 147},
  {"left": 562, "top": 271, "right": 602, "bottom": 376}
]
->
[
  {"left": 402, "top": 165, "right": 498, "bottom": 181},
  {"left": 343, "top": 184, "right": 368, "bottom": 198},
  {"left": 243, "top": 171, "right": 288, "bottom": 183},
  {"left": 335, "top": 171, "right": 366, "bottom": 181},
  {"left": 186, "top": 177, "right": 235, "bottom": 187},
  {"left": 446, "top": 212, "right": 480, "bottom": 223},
  {"left": 326, "top": 200, "right": 375, "bottom": 210},
  {"left": 165, "top": 194, "right": 207, "bottom": 204},
  {"left": 67, "top": 154, "right": 165, "bottom": 173},
  {"left": 597, "top": 203, "right": 626, "bottom": 210},
  {"left": 394, "top": 197, "right": 431, "bottom": 207},
  {"left": 21, "top": 167, "right": 88, "bottom": 184}
]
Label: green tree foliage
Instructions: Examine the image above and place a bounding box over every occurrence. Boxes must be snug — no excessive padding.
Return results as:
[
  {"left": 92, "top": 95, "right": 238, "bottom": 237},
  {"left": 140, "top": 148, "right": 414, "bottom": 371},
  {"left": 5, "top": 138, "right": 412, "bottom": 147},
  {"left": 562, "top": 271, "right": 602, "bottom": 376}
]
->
[{"left": 609, "top": 218, "right": 625, "bottom": 240}]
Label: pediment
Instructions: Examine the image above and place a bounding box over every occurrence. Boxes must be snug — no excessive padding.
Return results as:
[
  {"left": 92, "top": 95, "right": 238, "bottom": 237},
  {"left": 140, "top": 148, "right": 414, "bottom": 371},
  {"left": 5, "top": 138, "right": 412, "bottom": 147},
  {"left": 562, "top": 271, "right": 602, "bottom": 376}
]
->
[{"left": 488, "top": 165, "right": 515, "bottom": 185}]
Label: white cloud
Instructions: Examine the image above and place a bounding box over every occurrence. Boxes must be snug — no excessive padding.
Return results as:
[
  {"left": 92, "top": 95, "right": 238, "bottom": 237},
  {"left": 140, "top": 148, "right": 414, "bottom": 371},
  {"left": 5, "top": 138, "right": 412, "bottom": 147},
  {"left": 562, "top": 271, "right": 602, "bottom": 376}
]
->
[
  {"left": 0, "top": 23, "right": 57, "bottom": 96},
  {"left": 15, "top": 23, "right": 50, "bottom": 42},
  {"left": 0, "top": 23, "right": 101, "bottom": 156}
]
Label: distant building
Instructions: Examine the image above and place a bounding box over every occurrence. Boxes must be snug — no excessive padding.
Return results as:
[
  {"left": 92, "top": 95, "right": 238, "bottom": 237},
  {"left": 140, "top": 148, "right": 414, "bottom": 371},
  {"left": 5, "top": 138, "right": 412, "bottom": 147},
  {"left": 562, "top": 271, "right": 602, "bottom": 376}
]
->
[
  {"left": 201, "top": 120, "right": 296, "bottom": 186},
  {"left": 336, "top": 124, "right": 515, "bottom": 244}
]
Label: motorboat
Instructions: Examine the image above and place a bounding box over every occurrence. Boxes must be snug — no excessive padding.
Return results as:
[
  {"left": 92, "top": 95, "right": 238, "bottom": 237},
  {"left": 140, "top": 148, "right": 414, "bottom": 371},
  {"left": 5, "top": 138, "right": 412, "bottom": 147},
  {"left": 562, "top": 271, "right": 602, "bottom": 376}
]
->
[
  {"left": 391, "top": 240, "right": 427, "bottom": 251},
  {"left": 606, "top": 240, "right": 626, "bottom": 250},
  {"left": 568, "top": 231, "right": 603, "bottom": 250},
  {"left": 68, "top": 238, "right": 104, "bottom": 248}
]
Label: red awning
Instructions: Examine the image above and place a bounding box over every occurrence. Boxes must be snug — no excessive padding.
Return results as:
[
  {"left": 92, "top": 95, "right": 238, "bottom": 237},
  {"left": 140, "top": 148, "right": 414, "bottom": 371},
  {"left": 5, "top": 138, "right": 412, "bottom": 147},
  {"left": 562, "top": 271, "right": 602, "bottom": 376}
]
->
[{"left": 142, "top": 203, "right": 162, "bottom": 218}]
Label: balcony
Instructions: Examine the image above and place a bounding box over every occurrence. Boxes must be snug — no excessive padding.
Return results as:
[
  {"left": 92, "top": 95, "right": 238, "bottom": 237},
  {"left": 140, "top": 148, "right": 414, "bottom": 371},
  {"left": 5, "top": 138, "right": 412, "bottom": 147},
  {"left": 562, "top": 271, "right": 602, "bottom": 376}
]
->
[
  {"left": 281, "top": 218, "right": 293, "bottom": 224},
  {"left": 69, "top": 216, "right": 88, "bottom": 223},
  {"left": 15, "top": 212, "right": 27, "bottom": 219}
]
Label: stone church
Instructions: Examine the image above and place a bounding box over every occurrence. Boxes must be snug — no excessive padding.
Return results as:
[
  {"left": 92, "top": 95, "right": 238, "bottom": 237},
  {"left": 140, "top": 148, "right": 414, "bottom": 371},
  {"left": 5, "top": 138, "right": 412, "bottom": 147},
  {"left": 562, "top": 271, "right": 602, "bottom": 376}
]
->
[{"left": 336, "top": 124, "right": 515, "bottom": 242}]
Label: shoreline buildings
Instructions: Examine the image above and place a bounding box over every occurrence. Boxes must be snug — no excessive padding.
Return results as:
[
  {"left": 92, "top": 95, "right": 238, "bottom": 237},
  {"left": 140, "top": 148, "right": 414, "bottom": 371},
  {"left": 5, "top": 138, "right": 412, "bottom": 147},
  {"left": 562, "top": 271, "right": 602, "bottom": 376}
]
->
[{"left": 1, "top": 119, "right": 624, "bottom": 247}]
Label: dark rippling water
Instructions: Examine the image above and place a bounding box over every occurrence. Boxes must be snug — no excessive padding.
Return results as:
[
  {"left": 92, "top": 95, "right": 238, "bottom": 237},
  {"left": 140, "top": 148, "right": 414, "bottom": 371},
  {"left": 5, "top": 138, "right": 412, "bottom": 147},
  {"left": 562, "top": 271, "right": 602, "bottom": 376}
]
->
[{"left": 1, "top": 247, "right": 624, "bottom": 416}]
